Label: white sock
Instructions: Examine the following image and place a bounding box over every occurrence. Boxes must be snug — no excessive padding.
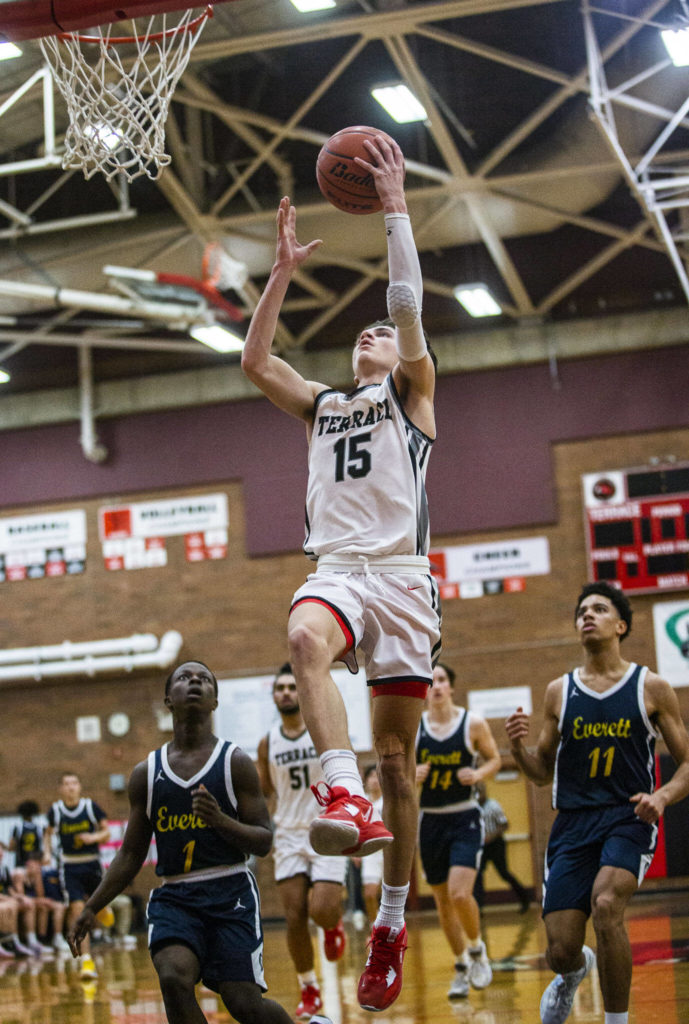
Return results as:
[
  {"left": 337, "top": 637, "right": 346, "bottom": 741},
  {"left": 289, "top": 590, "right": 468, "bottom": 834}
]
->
[
  {"left": 298, "top": 970, "right": 318, "bottom": 988},
  {"left": 374, "top": 882, "right": 409, "bottom": 931},
  {"left": 604, "top": 1014, "right": 628, "bottom": 1024},
  {"left": 320, "top": 749, "right": 366, "bottom": 798}
]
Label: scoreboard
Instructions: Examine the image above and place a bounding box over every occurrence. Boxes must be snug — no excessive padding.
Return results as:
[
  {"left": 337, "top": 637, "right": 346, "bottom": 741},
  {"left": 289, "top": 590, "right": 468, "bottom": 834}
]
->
[{"left": 582, "top": 463, "right": 689, "bottom": 595}]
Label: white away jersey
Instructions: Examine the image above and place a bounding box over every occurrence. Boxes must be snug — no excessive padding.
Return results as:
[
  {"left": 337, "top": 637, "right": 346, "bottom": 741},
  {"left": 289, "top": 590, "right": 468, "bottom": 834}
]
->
[
  {"left": 267, "top": 723, "right": 322, "bottom": 830},
  {"left": 304, "top": 373, "right": 433, "bottom": 559}
]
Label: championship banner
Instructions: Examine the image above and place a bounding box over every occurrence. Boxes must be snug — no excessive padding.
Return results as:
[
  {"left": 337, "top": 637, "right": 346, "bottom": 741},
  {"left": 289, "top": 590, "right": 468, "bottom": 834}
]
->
[
  {"left": 99, "top": 493, "right": 228, "bottom": 571},
  {"left": 429, "top": 537, "right": 550, "bottom": 600},
  {"left": 0, "top": 509, "right": 86, "bottom": 582}
]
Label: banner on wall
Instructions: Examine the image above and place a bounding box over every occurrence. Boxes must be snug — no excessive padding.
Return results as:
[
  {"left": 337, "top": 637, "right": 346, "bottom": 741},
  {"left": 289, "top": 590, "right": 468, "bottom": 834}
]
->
[
  {"left": 429, "top": 537, "right": 550, "bottom": 600},
  {"left": 98, "top": 493, "right": 229, "bottom": 571},
  {"left": 467, "top": 685, "right": 533, "bottom": 720},
  {"left": 652, "top": 600, "right": 689, "bottom": 688},
  {"left": 0, "top": 509, "right": 86, "bottom": 582},
  {"left": 214, "top": 667, "right": 372, "bottom": 758}
]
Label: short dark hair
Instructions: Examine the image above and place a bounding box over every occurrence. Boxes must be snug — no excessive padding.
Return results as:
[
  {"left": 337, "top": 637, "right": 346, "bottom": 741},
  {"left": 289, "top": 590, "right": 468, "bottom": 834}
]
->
[
  {"left": 435, "top": 661, "right": 456, "bottom": 685},
  {"left": 273, "top": 662, "right": 294, "bottom": 688},
  {"left": 363, "top": 763, "right": 378, "bottom": 784},
  {"left": 60, "top": 772, "right": 79, "bottom": 784},
  {"left": 574, "top": 582, "right": 632, "bottom": 640},
  {"left": 165, "top": 661, "right": 218, "bottom": 695},
  {"left": 17, "top": 800, "right": 39, "bottom": 818},
  {"left": 357, "top": 318, "right": 438, "bottom": 372}
]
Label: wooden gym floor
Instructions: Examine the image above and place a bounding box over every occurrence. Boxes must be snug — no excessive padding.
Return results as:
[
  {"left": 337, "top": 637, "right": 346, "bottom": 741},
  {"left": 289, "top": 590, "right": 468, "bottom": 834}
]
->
[{"left": 0, "top": 892, "right": 687, "bottom": 1023}]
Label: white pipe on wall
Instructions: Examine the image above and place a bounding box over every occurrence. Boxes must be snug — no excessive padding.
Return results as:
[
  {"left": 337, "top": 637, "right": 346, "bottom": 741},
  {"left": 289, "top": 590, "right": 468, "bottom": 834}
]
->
[
  {"left": 0, "top": 630, "right": 183, "bottom": 682},
  {"left": 0, "top": 632, "right": 162, "bottom": 665}
]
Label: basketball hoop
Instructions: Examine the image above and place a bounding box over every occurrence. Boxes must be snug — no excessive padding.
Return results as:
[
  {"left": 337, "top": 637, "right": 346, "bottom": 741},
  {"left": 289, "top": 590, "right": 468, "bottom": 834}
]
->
[
  {"left": 202, "top": 241, "right": 249, "bottom": 292},
  {"left": 38, "top": 7, "right": 214, "bottom": 182}
]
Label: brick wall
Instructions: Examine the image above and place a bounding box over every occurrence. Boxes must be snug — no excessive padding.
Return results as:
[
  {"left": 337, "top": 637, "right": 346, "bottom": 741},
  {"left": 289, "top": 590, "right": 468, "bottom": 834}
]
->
[{"left": 1, "top": 388, "right": 688, "bottom": 915}]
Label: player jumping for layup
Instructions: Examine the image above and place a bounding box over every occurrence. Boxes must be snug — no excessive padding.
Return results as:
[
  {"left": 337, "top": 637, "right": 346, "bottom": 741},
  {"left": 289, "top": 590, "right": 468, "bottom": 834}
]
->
[{"left": 242, "top": 134, "right": 440, "bottom": 1012}]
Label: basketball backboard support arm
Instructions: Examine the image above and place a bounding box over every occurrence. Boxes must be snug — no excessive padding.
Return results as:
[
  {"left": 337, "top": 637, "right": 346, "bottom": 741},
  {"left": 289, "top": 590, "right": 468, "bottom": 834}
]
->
[
  {"left": 583, "top": 0, "right": 689, "bottom": 304},
  {"left": 0, "top": 64, "right": 137, "bottom": 238}
]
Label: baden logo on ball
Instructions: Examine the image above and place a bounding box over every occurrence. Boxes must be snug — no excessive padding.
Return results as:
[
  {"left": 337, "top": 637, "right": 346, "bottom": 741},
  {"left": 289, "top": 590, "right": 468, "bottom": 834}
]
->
[{"left": 316, "top": 126, "right": 399, "bottom": 215}]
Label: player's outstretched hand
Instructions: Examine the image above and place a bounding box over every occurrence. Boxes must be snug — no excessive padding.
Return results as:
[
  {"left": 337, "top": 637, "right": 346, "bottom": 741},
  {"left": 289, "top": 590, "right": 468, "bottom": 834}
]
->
[
  {"left": 354, "top": 135, "right": 405, "bottom": 211},
  {"left": 68, "top": 906, "right": 96, "bottom": 958},
  {"left": 275, "top": 196, "right": 322, "bottom": 271}
]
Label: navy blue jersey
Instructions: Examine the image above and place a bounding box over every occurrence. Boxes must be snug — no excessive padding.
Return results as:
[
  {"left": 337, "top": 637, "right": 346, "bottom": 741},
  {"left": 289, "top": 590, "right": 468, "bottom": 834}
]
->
[
  {"left": 553, "top": 663, "right": 658, "bottom": 811},
  {"left": 47, "top": 799, "right": 106, "bottom": 859},
  {"left": 146, "top": 739, "right": 246, "bottom": 878},
  {"left": 12, "top": 821, "right": 43, "bottom": 864},
  {"left": 416, "top": 708, "right": 477, "bottom": 811}
]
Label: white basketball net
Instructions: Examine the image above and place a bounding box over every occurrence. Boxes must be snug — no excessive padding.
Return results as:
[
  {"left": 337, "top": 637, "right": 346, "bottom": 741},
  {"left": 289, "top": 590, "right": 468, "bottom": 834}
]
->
[{"left": 39, "top": 9, "right": 212, "bottom": 182}]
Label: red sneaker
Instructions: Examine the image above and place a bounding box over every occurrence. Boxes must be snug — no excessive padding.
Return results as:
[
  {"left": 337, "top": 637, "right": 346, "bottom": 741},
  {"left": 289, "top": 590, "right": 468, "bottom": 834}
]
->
[
  {"left": 357, "top": 924, "right": 408, "bottom": 1011},
  {"left": 295, "top": 983, "right": 322, "bottom": 1019},
  {"left": 309, "top": 783, "right": 393, "bottom": 856},
  {"left": 323, "top": 919, "right": 346, "bottom": 961}
]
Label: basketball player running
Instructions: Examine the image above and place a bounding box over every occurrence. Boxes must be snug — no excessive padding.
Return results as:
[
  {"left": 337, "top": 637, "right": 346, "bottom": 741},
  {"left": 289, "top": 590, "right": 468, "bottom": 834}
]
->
[
  {"left": 242, "top": 134, "right": 440, "bottom": 1012},
  {"left": 67, "top": 661, "right": 305, "bottom": 1024},
  {"left": 416, "top": 662, "right": 501, "bottom": 1000},
  {"left": 256, "top": 663, "right": 347, "bottom": 1020},
  {"left": 505, "top": 582, "right": 689, "bottom": 1024},
  {"left": 44, "top": 772, "right": 110, "bottom": 978}
]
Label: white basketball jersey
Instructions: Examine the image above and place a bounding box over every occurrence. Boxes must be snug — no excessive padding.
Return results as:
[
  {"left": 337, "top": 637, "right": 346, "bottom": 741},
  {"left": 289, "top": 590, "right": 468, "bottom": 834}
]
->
[
  {"left": 268, "top": 723, "right": 322, "bottom": 830},
  {"left": 304, "top": 373, "right": 433, "bottom": 559}
]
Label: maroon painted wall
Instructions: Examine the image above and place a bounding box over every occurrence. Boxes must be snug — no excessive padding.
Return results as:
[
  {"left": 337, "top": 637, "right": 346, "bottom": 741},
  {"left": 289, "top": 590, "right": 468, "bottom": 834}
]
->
[{"left": 2, "top": 344, "right": 686, "bottom": 554}]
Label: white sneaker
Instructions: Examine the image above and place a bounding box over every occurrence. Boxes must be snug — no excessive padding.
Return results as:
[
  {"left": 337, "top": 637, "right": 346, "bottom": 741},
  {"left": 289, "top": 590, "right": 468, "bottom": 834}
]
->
[
  {"left": 30, "top": 941, "right": 54, "bottom": 957},
  {"left": 121, "top": 934, "right": 138, "bottom": 949},
  {"left": 448, "top": 963, "right": 469, "bottom": 998},
  {"left": 52, "top": 933, "right": 70, "bottom": 953},
  {"left": 8, "top": 938, "right": 33, "bottom": 957},
  {"left": 467, "top": 939, "right": 492, "bottom": 989},
  {"left": 540, "top": 945, "right": 596, "bottom": 1024}
]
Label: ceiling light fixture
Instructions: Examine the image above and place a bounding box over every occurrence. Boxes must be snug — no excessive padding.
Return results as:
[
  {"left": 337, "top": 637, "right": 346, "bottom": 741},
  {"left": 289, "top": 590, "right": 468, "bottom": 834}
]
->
[
  {"left": 0, "top": 42, "right": 22, "bottom": 61},
  {"left": 189, "top": 323, "right": 244, "bottom": 353},
  {"left": 371, "top": 84, "right": 428, "bottom": 124},
  {"left": 454, "top": 284, "right": 502, "bottom": 318},
  {"left": 661, "top": 27, "right": 689, "bottom": 66},
  {"left": 0, "top": 369, "right": 10, "bottom": 384},
  {"left": 289, "top": 0, "right": 335, "bottom": 11}
]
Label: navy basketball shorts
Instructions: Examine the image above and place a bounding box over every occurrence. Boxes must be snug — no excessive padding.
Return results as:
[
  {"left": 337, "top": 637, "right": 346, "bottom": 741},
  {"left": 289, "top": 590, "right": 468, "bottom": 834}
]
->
[
  {"left": 147, "top": 870, "right": 267, "bottom": 992},
  {"left": 542, "top": 804, "right": 657, "bottom": 916},
  {"left": 419, "top": 807, "right": 484, "bottom": 885},
  {"left": 62, "top": 860, "right": 103, "bottom": 903}
]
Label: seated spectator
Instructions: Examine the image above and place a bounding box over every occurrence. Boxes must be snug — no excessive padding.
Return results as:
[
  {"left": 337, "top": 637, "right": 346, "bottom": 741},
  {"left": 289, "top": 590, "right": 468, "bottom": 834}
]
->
[
  {"left": 0, "top": 846, "right": 51, "bottom": 956},
  {"left": 8, "top": 800, "right": 46, "bottom": 901}
]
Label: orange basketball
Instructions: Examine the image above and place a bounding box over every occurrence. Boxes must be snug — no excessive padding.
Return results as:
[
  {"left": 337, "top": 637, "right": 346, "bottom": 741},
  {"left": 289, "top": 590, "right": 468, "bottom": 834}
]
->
[{"left": 316, "top": 126, "right": 398, "bottom": 215}]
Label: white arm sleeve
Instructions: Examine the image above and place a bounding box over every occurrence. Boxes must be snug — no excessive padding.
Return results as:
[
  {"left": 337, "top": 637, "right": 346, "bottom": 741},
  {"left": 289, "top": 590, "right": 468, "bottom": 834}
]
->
[
  {"left": 385, "top": 213, "right": 423, "bottom": 306},
  {"left": 385, "top": 212, "right": 427, "bottom": 361}
]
